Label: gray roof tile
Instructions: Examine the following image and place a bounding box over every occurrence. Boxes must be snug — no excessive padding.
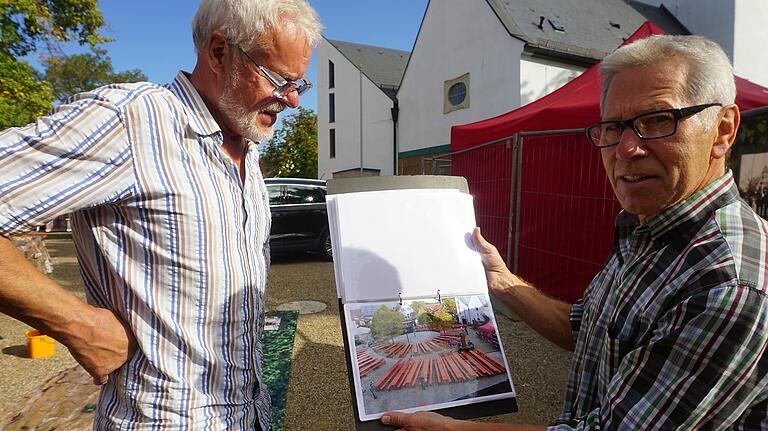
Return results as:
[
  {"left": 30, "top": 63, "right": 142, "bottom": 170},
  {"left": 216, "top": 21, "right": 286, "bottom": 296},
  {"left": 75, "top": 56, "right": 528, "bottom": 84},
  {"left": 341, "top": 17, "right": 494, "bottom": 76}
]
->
[
  {"left": 486, "top": 0, "right": 688, "bottom": 63},
  {"left": 327, "top": 39, "right": 410, "bottom": 94}
]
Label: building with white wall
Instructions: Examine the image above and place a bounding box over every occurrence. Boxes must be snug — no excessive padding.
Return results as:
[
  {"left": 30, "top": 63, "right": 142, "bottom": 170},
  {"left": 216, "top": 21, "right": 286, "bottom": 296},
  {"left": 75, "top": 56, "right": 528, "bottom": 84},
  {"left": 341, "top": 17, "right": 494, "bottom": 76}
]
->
[
  {"left": 316, "top": 0, "right": 768, "bottom": 177},
  {"left": 633, "top": 0, "right": 768, "bottom": 87},
  {"left": 316, "top": 39, "right": 408, "bottom": 180},
  {"left": 396, "top": 0, "right": 691, "bottom": 173}
]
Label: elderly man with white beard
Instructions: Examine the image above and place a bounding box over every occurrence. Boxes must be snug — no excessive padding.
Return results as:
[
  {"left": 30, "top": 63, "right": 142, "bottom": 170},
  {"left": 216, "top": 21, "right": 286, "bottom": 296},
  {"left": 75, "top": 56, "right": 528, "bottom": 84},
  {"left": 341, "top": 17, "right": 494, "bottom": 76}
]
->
[{"left": 0, "top": 1, "right": 321, "bottom": 429}]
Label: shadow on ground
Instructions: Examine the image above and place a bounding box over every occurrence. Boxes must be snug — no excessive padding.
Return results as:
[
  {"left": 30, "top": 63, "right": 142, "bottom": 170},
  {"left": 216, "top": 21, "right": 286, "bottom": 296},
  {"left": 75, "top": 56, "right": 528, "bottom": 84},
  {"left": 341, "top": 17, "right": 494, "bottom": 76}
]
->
[
  {"left": 2, "top": 345, "right": 27, "bottom": 358},
  {"left": 284, "top": 320, "right": 356, "bottom": 431}
]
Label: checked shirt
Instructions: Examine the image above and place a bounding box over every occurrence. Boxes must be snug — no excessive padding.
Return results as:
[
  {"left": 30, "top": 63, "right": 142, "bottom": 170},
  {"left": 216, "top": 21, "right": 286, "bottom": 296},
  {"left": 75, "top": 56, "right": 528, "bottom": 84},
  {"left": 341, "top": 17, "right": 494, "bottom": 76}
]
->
[{"left": 550, "top": 172, "right": 768, "bottom": 430}]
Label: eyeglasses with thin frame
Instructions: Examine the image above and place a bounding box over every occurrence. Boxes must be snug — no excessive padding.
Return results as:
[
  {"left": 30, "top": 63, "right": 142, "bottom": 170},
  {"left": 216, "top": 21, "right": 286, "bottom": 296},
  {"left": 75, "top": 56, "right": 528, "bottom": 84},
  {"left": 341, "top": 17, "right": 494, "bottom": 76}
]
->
[
  {"left": 585, "top": 103, "right": 722, "bottom": 148},
  {"left": 238, "top": 46, "right": 312, "bottom": 102}
]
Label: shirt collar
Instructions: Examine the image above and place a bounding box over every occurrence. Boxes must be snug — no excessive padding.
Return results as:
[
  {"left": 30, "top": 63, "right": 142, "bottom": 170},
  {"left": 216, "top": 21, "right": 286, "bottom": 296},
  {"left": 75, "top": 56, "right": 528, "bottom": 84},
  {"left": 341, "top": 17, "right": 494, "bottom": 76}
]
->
[
  {"left": 615, "top": 171, "right": 740, "bottom": 244},
  {"left": 166, "top": 71, "right": 222, "bottom": 138}
]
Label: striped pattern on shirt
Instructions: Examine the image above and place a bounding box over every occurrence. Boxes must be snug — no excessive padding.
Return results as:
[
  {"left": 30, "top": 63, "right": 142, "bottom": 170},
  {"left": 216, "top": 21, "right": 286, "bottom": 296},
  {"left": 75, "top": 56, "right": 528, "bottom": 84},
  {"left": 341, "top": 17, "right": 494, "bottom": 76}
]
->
[
  {"left": 549, "top": 172, "right": 768, "bottom": 430},
  {"left": 0, "top": 71, "right": 272, "bottom": 430}
]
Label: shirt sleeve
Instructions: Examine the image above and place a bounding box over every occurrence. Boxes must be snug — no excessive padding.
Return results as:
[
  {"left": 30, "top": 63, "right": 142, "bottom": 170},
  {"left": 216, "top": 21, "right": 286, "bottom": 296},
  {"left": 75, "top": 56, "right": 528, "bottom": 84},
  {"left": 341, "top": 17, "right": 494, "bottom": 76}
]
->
[
  {"left": 548, "top": 282, "right": 768, "bottom": 430},
  {"left": 0, "top": 91, "right": 136, "bottom": 235}
]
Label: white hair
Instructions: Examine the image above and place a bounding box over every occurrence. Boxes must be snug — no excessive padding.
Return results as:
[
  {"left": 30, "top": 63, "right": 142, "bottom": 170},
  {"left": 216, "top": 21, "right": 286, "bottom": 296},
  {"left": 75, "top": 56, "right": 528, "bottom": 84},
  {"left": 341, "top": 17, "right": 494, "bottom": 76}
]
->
[
  {"left": 600, "top": 35, "right": 736, "bottom": 115},
  {"left": 192, "top": 0, "right": 323, "bottom": 53}
]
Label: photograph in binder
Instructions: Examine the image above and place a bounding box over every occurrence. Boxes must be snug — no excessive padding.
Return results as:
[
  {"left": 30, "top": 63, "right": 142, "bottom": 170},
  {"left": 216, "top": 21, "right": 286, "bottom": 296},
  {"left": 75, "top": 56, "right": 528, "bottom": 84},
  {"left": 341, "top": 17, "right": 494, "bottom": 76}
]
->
[{"left": 345, "top": 293, "right": 516, "bottom": 421}]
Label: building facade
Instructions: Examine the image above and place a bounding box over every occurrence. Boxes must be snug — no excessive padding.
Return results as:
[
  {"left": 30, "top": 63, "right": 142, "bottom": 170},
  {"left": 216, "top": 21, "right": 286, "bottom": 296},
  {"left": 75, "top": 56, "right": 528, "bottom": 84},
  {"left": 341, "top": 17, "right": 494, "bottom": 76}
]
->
[
  {"left": 316, "top": 40, "right": 407, "bottom": 180},
  {"left": 316, "top": 0, "right": 768, "bottom": 178}
]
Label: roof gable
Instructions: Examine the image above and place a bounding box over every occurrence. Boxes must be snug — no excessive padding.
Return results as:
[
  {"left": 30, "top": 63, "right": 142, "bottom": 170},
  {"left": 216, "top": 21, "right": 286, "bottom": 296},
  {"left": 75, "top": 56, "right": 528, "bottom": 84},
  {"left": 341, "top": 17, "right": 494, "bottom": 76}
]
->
[{"left": 327, "top": 39, "right": 410, "bottom": 98}]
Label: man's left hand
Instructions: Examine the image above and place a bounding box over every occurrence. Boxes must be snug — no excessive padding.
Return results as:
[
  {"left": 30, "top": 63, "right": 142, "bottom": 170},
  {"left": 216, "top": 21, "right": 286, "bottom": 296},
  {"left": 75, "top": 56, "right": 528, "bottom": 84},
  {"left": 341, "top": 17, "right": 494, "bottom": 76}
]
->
[
  {"left": 381, "top": 411, "right": 459, "bottom": 431},
  {"left": 66, "top": 305, "right": 138, "bottom": 385},
  {"left": 381, "top": 411, "right": 547, "bottom": 431}
]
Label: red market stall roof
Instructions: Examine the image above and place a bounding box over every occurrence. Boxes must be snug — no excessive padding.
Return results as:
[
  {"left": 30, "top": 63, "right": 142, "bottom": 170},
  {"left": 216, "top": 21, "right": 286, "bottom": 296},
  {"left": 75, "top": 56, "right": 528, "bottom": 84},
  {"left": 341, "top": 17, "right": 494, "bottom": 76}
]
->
[
  {"left": 451, "top": 22, "right": 768, "bottom": 152},
  {"left": 477, "top": 321, "right": 495, "bottom": 335}
]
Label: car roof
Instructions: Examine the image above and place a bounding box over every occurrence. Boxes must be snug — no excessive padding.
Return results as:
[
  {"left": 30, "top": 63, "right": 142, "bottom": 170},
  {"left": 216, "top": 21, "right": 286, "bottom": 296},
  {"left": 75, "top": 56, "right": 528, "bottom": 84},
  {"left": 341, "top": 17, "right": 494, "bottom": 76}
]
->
[{"left": 264, "top": 177, "right": 326, "bottom": 186}]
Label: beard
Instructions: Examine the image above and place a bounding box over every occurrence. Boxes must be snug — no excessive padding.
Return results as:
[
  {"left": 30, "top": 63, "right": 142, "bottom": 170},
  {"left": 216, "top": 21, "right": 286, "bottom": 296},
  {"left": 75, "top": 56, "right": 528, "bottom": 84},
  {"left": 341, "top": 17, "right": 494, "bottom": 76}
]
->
[{"left": 219, "top": 71, "right": 287, "bottom": 143}]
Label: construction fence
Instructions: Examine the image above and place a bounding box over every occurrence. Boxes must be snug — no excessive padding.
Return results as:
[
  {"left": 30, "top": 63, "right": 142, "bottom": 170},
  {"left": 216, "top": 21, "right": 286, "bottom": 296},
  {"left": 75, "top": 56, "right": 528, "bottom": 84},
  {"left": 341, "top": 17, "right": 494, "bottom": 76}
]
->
[{"left": 423, "top": 130, "right": 621, "bottom": 303}]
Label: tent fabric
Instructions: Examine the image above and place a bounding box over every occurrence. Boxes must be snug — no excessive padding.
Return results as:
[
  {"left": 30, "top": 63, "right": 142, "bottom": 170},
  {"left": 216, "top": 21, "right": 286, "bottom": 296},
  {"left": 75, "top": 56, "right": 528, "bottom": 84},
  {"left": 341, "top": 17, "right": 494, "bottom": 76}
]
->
[
  {"left": 467, "top": 295, "right": 484, "bottom": 309},
  {"left": 477, "top": 322, "right": 495, "bottom": 335},
  {"left": 451, "top": 22, "right": 768, "bottom": 152}
]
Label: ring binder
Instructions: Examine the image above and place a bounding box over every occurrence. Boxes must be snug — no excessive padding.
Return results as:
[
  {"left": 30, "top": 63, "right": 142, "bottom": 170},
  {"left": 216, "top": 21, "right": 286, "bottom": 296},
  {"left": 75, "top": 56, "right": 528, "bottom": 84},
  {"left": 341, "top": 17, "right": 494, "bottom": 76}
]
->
[{"left": 327, "top": 187, "right": 518, "bottom": 427}]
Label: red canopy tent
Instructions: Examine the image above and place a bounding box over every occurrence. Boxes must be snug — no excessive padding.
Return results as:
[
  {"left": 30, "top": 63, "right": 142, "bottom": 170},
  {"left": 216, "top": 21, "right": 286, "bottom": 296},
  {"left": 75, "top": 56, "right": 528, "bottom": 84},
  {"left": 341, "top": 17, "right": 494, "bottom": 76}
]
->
[
  {"left": 449, "top": 23, "right": 768, "bottom": 303},
  {"left": 452, "top": 22, "right": 768, "bottom": 152},
  {"left": 477, "top": 321, "right": 496, "bottom": 336}
]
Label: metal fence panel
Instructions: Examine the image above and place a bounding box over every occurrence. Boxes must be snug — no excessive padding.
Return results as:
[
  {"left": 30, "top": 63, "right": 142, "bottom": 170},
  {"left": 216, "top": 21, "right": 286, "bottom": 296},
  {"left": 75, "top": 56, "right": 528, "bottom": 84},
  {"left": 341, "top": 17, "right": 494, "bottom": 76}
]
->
[
  {"left": 437, "top": 131, "right": 621, "bottom": 303},
  {"left": 450, "top": 140, "right": 516, "bottom": 263},
  {"left": 514, "top": 133, "right": 620, "bottom": 303}
]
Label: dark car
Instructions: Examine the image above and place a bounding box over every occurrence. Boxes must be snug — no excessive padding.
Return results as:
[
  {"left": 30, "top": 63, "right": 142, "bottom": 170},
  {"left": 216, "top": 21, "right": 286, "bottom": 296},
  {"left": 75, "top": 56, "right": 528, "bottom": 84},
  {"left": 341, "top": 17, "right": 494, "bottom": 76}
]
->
[{"left": 264, "top": 178, "right": 332, "bottom": 260}]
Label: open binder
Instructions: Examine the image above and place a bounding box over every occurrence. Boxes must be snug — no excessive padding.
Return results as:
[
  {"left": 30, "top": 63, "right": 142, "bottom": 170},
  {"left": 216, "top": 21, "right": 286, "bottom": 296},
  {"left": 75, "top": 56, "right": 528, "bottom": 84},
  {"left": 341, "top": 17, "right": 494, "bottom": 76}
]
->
[{"left": 327, "top": 180, "right": 518, "bottom": 429}]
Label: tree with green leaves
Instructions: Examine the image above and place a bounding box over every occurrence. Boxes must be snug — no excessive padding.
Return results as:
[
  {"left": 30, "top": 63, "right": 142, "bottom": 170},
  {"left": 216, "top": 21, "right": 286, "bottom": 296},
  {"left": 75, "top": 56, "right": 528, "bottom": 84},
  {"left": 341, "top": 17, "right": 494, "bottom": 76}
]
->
[
  {"left": 442, "top": 298, "right": 457, "bottom": 317},
  {"left": 409, "top": 300, "right": 426, "bottom": 321},
  {"left": 1, "top": 0, "right": 107, "bottom": 127},
  {"left": 431, "top": 309, "right": 454, "bottom": 332},
  {"left": 42, "top": 47, "right": 147, "bottom": 102},
  {"left": 414, "top": 303, "right": 456, "bottom": 332},
  {"left": 1, "top": 0, "right": 144, "bottom": 129},
  {"left": 0, "top": 51, "right": 53, "bottom": 127},
  {"left": 260, "top": 107, "right": 318, "bottom": 178},
  {"left": 369, "top": 305, "right": 405, "bottom": 343},
  {"left": 1, "top": 0, "right": 108, "bottom": 58}
]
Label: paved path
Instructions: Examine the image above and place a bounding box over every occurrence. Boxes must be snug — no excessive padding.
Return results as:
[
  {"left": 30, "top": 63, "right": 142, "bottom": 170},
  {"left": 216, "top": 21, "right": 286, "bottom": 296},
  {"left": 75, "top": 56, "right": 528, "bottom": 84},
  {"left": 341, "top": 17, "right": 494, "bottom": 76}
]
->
[{"left": 0, "top": 366, "right": 97, "bottom": 431}]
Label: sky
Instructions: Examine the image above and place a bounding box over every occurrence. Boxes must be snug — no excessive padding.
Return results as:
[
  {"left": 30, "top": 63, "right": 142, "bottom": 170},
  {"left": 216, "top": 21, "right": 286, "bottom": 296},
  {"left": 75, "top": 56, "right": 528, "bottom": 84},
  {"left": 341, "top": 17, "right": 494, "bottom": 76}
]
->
[{"left": 37, "top": 0, "right": 429, "bottom": 126}]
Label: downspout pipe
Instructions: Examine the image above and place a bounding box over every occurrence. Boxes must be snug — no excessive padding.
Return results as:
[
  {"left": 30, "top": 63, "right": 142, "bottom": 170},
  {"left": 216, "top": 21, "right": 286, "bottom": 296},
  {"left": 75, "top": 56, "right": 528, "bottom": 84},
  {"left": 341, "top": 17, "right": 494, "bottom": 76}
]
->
[{"left": 391, "top": 98, "right": 399, "bottom": 175}]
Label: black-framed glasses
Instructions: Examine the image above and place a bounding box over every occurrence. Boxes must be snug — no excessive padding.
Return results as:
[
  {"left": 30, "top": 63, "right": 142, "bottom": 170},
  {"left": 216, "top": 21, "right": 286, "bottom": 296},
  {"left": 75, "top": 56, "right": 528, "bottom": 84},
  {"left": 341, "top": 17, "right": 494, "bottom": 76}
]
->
[
  {"left": 238, "top": 46, "right": 312, "bottom": 102},
  {"left": 585, "top": 103, "right": 722, "bottom": 148}
]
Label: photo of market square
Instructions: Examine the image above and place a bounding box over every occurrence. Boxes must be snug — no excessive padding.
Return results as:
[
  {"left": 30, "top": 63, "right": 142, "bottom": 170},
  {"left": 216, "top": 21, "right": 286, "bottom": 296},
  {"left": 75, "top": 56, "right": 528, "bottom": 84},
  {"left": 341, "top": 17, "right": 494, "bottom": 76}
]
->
[{"left": 346, "top": 294, "right": 515, "bottom": 419}]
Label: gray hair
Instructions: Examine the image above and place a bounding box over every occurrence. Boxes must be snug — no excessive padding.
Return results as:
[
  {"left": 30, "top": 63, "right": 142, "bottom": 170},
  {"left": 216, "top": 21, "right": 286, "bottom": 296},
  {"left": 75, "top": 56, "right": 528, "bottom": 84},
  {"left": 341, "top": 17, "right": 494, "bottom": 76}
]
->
[
  {"left": 192, "top": 0, "right": 323, "bottom": 53},
  {"left": 600, "top": 35, "right": 736, "bottom": 114}
]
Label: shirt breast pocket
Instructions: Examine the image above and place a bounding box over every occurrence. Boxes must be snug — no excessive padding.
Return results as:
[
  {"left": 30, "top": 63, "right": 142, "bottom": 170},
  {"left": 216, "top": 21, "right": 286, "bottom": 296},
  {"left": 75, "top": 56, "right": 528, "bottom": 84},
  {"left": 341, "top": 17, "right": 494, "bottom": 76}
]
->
[{"left": 605, "top": 318, "right": 643, "bottom": 374}]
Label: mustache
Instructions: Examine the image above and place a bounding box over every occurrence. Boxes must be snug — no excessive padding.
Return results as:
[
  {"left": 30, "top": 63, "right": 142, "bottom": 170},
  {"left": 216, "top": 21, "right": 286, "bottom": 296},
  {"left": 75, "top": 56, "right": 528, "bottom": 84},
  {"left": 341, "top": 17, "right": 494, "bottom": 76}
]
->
[{"left": 258, "top": 101, "right": 288, "bottom": 114}]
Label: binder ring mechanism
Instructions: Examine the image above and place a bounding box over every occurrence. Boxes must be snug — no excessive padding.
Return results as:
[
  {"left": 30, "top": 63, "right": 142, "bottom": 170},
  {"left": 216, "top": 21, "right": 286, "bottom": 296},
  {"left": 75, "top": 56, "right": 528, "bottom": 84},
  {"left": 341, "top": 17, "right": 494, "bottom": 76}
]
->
[{"left": 397, "top": 290, "right": 441, "bottom": 305}]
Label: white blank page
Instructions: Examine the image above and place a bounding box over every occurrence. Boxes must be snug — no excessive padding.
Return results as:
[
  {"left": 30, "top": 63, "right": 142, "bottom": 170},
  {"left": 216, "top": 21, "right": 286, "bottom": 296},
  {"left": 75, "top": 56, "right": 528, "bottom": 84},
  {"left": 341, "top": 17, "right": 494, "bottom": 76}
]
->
[{"left": 330, "top": 190, "right": 487, "bottom": 302}]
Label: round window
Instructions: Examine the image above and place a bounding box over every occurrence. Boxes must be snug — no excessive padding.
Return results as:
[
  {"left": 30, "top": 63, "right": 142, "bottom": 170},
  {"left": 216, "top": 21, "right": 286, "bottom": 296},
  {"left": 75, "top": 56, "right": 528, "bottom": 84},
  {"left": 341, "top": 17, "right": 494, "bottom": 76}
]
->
[{"left": 448, "top": 82, "right": 467, "bottom": 106}]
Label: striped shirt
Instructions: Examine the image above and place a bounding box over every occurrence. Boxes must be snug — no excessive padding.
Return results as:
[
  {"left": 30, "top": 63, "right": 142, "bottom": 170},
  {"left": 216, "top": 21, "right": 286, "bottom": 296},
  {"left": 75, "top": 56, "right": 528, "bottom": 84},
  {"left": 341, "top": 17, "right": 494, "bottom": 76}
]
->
[
  {"left": 549, "top": 172, "right": 768, "bottom": 430},
  {"left": 0, "top": 72, "right": 272, "bottom": 430}
]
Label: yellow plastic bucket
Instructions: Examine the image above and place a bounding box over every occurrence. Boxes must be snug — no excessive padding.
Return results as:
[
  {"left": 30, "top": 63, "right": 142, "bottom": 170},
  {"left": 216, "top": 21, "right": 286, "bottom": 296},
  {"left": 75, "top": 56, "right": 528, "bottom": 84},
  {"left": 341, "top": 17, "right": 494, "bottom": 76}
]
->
[{"left": 25, "top": 330, "right": 55, "bottom": 359}]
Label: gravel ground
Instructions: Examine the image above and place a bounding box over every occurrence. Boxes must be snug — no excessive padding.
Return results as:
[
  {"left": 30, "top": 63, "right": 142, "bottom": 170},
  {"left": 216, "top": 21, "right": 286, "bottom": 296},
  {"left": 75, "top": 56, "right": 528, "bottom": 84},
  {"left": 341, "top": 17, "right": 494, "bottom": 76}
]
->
[
  {"left": 0, "top": 237, "right": 82, "bottom": 413},
  {"left": 0, "top": 238, "right": 572, "bottom": 430}
]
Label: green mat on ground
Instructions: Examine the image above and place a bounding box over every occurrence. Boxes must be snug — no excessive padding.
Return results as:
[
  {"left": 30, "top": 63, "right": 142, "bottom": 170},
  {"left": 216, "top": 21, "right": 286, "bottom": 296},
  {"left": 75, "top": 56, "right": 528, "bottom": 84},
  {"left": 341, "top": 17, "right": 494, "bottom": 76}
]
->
[{"left": 262, "top": 310, "right": 299, "bottom": 431}]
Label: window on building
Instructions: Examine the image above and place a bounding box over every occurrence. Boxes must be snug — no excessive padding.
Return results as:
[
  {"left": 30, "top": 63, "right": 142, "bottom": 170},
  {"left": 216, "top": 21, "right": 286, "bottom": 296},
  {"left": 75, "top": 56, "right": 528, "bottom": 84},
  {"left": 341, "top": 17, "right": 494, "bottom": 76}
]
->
[
  {"left": 443, "top": 73, "right": 470, "bottom": 114},
  {"left": 330, "top": 129, "right": 336, "bottom": 159},
  {"left": 449, "top": 82, "right": 467, "bottom": 105},
  {"left": 329, "top": 60, "right": 335, "bottom": 89},
  {"left": 329, "top": 93, "right": 335, "bottom": 123}
]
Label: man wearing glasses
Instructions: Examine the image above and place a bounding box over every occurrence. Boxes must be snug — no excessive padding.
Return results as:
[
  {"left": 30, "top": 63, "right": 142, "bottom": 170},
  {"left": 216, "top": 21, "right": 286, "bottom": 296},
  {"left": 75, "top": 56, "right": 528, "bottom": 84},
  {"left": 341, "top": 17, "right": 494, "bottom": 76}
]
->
[
  {"left": 0, "top": 0, "right": 320, "bottom": 429},
  {"left": 384, "top": 35, "right": 768, "bottom": 430}
]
